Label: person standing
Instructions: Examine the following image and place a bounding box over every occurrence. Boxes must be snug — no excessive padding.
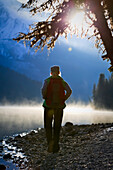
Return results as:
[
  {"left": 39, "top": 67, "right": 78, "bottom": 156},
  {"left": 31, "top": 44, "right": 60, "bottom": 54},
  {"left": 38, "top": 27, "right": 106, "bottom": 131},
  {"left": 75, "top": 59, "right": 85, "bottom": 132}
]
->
[{"left": 42, "top": 66, "right": 72, "bottom": 153}]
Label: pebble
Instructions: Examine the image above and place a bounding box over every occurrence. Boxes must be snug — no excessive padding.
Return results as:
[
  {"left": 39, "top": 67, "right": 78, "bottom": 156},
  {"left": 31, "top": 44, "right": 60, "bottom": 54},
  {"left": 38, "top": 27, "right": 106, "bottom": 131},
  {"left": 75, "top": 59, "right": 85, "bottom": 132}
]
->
[
  {"left": 0, "top": 164, "right": 6, "bottom": 170},
  {"left": 0, "top": 145, "right": 3, "bottom": 151},
  {"left": 3, "top": 153, "right": 12, "bottom": 160}
]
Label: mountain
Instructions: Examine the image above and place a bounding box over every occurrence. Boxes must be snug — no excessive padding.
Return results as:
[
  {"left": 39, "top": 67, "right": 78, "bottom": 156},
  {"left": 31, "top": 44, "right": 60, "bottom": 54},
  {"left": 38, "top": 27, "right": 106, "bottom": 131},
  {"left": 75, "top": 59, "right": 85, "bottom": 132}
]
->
[
  {"left": 0, "top": 1, "right": 45, "bottom": 81},
  {"left": 0, "top": 65, "right": 42, "bottom": 103}
]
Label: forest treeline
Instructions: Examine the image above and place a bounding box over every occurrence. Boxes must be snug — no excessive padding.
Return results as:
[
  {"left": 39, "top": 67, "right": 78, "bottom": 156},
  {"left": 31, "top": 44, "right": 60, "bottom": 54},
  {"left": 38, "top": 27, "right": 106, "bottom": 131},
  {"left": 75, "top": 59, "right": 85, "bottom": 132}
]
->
[
  {"left": 0, "top": 65, "right": 42, "bottom": 104},
  {"left": 92, "top": 73, "right": 113, "bottom": 110}
]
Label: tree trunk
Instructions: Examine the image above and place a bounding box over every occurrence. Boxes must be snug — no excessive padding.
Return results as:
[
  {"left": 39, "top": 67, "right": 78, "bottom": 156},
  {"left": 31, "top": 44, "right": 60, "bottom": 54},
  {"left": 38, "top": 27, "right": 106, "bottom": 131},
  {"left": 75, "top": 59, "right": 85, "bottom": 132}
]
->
[{"left": 86, "top": 0, "right": 113, "bottom": 68}]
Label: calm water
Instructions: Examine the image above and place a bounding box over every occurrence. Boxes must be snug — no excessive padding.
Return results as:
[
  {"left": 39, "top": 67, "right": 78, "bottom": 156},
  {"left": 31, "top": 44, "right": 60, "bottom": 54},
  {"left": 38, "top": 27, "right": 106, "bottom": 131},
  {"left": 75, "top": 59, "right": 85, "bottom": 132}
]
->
[{"left": 0, "top": 104, "right": 113, "bottom": 140}]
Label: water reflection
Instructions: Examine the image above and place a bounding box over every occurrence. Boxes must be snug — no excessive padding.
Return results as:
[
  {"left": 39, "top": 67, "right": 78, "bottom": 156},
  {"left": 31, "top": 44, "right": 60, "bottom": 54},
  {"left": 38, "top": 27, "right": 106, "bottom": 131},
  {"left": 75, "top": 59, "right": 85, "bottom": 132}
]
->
[
  {"left": 0, "top": 105, "right": 43, "bottom": 140},
  {"left": 0, "top": 104, "right": 113, "bottom": 139}
]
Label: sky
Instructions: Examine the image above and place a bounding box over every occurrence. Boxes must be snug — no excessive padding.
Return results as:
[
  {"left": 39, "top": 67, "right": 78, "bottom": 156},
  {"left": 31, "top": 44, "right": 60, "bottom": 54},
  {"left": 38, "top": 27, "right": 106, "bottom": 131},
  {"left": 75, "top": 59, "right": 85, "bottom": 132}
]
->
[
  {"left": 0, "top": 0, "right": 104, "bottom": 53},
  {"left": 0, "top": 0, "right": 111, "bottom": 102}
]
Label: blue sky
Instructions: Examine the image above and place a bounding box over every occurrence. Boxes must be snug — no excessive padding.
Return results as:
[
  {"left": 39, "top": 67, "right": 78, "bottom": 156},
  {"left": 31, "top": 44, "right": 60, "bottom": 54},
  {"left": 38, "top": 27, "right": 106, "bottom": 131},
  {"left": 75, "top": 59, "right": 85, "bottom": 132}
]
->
[{"left": 0, "top": 0, "right": 111, "bottom": 102}]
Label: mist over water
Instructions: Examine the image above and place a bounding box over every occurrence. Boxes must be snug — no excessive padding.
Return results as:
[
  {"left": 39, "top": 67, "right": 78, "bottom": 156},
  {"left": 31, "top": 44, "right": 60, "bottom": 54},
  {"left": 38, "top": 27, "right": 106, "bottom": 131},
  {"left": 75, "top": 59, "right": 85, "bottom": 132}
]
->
[
  {"left": 63, "top": 103, "right": 113, "bottom": 125},
  {"left": 0, "top": 103, "right": 113, "bottom": 139}
]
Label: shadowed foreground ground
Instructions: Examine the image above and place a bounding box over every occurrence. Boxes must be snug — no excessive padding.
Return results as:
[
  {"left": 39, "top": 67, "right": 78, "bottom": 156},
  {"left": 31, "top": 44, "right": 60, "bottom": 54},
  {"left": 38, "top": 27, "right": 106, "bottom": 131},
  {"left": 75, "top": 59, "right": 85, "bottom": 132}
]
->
[{"left": 1, "top": 123, "right": 113, "bottom": 169}]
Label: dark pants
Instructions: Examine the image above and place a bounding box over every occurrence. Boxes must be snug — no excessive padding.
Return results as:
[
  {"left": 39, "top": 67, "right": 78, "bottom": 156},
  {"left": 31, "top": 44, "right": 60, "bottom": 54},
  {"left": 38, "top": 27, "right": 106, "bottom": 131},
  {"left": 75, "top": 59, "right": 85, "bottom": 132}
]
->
[{"left": 44, "top": 107, "right": 63, "bottom": 146}]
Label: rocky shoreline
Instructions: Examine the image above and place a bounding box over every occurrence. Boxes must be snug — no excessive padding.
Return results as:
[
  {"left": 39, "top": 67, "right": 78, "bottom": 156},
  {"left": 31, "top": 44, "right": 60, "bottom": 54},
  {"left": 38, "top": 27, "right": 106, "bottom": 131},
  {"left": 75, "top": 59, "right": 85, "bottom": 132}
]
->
[{"left": 1, "top": 123, "right": 113, "bottom": 169}]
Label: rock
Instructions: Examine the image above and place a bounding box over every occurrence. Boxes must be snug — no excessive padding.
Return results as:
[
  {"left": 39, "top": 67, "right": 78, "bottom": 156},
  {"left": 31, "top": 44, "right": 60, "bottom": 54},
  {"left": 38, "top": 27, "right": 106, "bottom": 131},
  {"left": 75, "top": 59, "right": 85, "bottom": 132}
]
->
[
  {"left": 0, "top": 164, "right": 6, "bottom": 170},
  {"left": 8, "top": 148, "right": 14, "bottom": 151},
  {"left": 65, "top": 122, "right": 74, "bottom": 133},
  {"left": 14, "top": 135, "right": 22, "bottom": 141},
  {"left": 67, "top": 130, "right": 77, "bottom": 136},
  {"left": 29, "top": 131, "right": 36, "bottom": 136},
  {"left": 65, "top": 122, "right": 73, "bottom": 127},
  {"left": 5, "top": 137, "right": 14, "bottom": 144},
  {"left": 0, "top": 145, "right": 3, "bottom": 151},
  {"left": 3, "top": 153, "right": 12, "bottom": 160},
  {"left": 34, "top": 166, "right": 40, "bottom": 170}
]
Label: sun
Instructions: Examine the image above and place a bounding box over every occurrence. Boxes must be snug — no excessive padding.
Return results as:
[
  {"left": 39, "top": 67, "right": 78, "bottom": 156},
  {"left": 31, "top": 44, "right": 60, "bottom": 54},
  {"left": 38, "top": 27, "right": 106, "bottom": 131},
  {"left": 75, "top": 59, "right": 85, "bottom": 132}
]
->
[
  {"left": 69, "top": 10, "right": 85, "bottom": 28},
  {"left": 66, "top": 8, "right": 93, "bottom": 37},
  {"left": 67, "top": 9, "right": 87, "bottom": 35}
]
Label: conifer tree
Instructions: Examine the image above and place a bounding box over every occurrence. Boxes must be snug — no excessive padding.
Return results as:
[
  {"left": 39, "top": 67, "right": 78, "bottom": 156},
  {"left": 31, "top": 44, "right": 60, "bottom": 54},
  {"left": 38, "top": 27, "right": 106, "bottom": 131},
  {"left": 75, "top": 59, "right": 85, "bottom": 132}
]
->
[
  {"left": 14, "top": 0, "right": 113, "bottom": 71},
  {"left": 93, "top": 73, "right": 113, "bottom": 109}
]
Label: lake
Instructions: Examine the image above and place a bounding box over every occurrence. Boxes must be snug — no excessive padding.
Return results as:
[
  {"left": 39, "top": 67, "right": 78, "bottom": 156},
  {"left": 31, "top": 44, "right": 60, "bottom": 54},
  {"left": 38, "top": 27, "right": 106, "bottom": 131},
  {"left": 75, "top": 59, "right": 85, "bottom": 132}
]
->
[{"left": 0, "top": 103, "right": 113, "bottom": 140}]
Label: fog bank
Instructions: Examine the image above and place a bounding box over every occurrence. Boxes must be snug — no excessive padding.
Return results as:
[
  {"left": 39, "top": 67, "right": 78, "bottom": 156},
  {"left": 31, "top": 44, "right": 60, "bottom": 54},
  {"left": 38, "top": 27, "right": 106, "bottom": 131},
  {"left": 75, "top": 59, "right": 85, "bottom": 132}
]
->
[{"left": 0, "top": 103, "right": 113, "bottom": 139}]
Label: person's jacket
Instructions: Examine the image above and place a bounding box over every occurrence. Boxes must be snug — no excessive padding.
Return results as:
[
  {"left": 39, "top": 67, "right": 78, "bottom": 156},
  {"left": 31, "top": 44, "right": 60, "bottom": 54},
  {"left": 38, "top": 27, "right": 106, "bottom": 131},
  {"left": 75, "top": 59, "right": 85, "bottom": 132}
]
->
[{"left": 42, "top": 76, "right": 72, "bottom": 108}]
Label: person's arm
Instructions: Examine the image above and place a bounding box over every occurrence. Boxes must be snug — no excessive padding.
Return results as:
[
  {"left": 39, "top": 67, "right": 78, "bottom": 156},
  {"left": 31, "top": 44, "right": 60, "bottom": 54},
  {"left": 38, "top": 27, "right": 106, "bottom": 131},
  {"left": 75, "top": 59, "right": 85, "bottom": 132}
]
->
[
  {"left": 64, "top": 81, "right": 72, "bottom": 101},
  {"left": 41, "top": 80, "right": 48, "bottom": 99}
]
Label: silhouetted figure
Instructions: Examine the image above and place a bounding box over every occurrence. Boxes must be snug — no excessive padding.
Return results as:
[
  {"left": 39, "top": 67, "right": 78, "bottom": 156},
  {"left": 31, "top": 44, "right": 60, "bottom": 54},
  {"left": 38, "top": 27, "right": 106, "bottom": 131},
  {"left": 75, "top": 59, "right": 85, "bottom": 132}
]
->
[{"left": 42, "top": 66, "right": 72, "bottom": 153}]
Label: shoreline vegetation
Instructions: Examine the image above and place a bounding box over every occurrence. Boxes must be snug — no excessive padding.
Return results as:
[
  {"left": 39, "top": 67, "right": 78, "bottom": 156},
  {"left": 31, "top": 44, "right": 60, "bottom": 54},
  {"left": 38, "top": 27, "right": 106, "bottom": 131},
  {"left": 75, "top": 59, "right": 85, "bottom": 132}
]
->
[{"left": 0, "top": 122, "right": 113, "bottom": 169}]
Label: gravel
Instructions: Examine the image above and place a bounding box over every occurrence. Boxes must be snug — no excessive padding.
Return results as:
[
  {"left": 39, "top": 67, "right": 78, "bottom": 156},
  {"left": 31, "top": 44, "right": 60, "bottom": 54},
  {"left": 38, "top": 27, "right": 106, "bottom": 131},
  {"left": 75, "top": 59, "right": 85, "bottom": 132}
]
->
[{"left": 1, "top": 123, "right": 113, "bottom": 170}]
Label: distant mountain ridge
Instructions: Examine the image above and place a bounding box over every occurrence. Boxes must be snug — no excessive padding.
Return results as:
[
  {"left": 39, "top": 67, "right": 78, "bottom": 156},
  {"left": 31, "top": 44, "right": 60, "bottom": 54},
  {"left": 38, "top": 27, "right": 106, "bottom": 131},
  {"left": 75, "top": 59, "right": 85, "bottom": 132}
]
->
[{"left": 0, "top": 65, "right": 42, "bottom": 103}]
